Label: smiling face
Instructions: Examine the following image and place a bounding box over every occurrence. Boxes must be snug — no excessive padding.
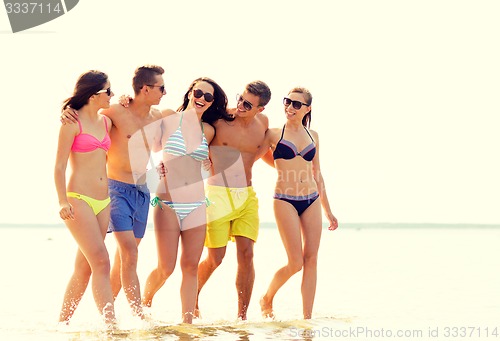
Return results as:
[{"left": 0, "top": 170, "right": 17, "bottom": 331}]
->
[
  {"left": 187, "top": 81, "right": 214, "bottom": 116},
  {"left": 94, "top": 80, "right": 114, "bottom": 109},
  {"left": 284, "top": 92, "right": 310, "bottom": 121},
  {"left": 235, "top": 90, "right": 262, "bottom": 118},
  {"left": 146, "top": 74, "right": 166, "bottom": 106}
]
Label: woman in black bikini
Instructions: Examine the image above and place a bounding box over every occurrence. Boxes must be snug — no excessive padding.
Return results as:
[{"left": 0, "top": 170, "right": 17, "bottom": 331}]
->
[{"left": 259, "top": 87, "right": 338, "bottom": 319}]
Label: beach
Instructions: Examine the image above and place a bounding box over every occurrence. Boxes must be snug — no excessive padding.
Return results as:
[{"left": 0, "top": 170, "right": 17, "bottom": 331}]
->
[{"left": 0, "top": 224, "right": 498, "bottom": 340}]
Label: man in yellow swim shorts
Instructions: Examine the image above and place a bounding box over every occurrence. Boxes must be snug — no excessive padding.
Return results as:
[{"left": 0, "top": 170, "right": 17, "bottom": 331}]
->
[
  {"left": 204, "top": 185, "right": 259, "bottom": 248},
  {"left": 196, "top": 81, "right": 272, "bottom": 320}
]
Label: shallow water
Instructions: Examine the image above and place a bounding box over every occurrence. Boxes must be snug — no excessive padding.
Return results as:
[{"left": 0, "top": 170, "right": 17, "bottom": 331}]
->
[{"left": 1, "top": 225, "right": 499, "bottom": 340}]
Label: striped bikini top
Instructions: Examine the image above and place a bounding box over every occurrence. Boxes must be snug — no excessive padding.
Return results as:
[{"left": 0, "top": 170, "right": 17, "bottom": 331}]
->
[{"left": 163, "top": 112, "right": 209, "bottom": 162}]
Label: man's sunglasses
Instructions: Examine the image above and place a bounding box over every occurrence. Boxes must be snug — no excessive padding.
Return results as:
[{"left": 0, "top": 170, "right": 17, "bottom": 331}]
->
[
  {"left": 96, "top": 87, "right": 112, "bottom": 96},
  {"left": 283, "top": 97, "right": 309, "bottom": 110},
  {"left": 236, "top": 94, "right": 255, "bottom": 111},
  {"left": 193, "top": 88, "right": 214, "bottom": 102},
  {"left": 147, "top": 84, "right": 166, "bottom": 93}
]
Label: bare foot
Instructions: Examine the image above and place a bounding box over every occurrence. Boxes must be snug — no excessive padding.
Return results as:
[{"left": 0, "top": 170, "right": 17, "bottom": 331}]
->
[
  {"left": 182, "top": 312, "right": 194, "bottom": 324},
  {"left": 259, "top": 296, "right": 275, "bottom": 319},
  {"left": 142, "top": 297, "right": 152, "bottom": 308},
  {"left": 193, "top": 308, "right": 201, "bottom": 319}
]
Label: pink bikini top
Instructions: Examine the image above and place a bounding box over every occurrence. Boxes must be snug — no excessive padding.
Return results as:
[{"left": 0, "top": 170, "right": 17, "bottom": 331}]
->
[{"left": 71, "top": 118, "right": 111, "bottom": 153}]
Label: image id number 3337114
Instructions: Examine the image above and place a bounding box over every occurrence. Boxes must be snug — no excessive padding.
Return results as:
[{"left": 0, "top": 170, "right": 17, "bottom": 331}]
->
[{"left": 5, "top": 2, "right": 62, "bottom": 14}]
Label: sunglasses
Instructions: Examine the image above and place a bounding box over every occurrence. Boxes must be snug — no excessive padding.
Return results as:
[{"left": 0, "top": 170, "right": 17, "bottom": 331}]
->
[
  {"left": 236, "top": 94, "right": 255, "bottom": 111},
  {"left": 96, "top": 87, "right": 112, "bottom": 96},
  {"left": 193, "top": 88, "right": 214, "bottom": 102},
  {"left": 283, "top": 97, "right": 309, "bottom": 110},
  {"left": 147, "top": 84, "right": 166, "bottom": 93}
]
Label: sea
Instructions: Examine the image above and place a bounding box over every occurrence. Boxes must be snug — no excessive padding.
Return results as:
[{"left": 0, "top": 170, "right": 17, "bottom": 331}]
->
[{"left": 0, "top": 223, "right": 498, "bottom": 341}]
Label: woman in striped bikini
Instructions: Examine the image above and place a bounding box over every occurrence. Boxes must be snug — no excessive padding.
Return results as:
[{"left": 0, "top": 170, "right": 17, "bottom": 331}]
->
[{"left": 142, "top": 77, "right": 229, "bottom": 323}]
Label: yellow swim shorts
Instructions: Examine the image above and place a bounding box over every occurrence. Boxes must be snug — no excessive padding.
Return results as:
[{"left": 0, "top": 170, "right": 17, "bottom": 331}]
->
[{"left": 205, "top": 185, "right": 259, "bottom": 248}]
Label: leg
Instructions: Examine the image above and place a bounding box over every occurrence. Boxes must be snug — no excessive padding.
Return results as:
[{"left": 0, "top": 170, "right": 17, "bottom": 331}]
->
[
  {"left": 59, "top": 249, "right": 91, "bottom": 323},
  {"left": 299, "top": 199, "right": 322, "bottom": 319},
  {"left": 234, "top": 236, "right": 255, "bottom": 320},
  {"left": 64, "top": 199, "right": 115, "bottom": 324},
  {"left": 195, "top": 246, "right": 226, "bottom": 317},
  {"left": 110, "top": 248, "right": 122, "bottom": 300},
  {"left": 110, "top": 238, "right": 142, "bottom": 300},
  {"left": 179, "top": 222, "right": 206, "bottom": 323},
  {"left": 142, "top": 204, "right": 180, "bottom": 307},
  {"left": 178, "top": 203, "right": 207, "bottom": 323},
  {"left": 60, "top": 204, "right": 112, "bottom": 323},
  {"left": 113, "top": 230, "right": 143, "bottom": 317},
  {"left": 260, "top": 199, "right": 303, "bottom": 318}
]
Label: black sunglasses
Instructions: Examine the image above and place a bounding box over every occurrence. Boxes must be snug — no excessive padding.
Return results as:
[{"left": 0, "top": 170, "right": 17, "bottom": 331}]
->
[
  {"left": 283, "top": 97, "right": 309, "bottom": 110},
  {"left": 96, "top": 87, "right": 111, "bottom": 96},
  {"left": 236, "top": 94, "right": 255, "bottom": 111},
  {"left": 147, "top": 84, "right": 166, "bottom": 93},
  {"left": 193, "top": 88, "right": 214, "bottom": 102}
]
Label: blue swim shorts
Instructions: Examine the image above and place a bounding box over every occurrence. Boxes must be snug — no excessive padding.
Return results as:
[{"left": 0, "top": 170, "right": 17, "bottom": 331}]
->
[{"left": 108, "top": 179, "right": 150, "bottom": 238}]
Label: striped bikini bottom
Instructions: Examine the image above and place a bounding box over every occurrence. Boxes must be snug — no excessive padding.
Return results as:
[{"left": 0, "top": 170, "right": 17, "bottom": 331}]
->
[{"left": 151, "top": 196, "right": 210, "bottom": 230}]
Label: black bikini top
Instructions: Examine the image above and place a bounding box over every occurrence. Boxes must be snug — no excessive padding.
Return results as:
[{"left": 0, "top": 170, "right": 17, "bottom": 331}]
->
[{"left": 273, "top": 125, "right": 316, "bottom": 162}]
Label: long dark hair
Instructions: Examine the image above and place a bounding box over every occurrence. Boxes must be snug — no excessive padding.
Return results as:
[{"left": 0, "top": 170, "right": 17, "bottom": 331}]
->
[
  {"left": 289, "top": 87, "right": 313, "bottom": 128},
  {"left": 61, "top": 70, "right": 108, "bottom": 111},
  {"left": 177, "top": 77, "right": 231, "bottom": 125}
]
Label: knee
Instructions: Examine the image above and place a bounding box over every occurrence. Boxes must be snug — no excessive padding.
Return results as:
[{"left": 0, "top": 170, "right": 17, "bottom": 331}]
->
[
  {"left": 92, "top": 251, "right": 111, "bottom": 274},
  {"left": 237, "top": 247, "right": 254, "bottom": 265},
  {"left": 120, "top": 247, "right": 139, "bottom": 267},
  {"left": 180, "top": 258, "right": 199, "bottom": 276},
  {"left": 289, "top": 258, "right": 304, "bottom": 274},
  {"left": 303, "top": 253, "right": 318, "bottom": 267},
  {"left": 157, "top": 264, "right": 175, "bottom": 280},
  {"left": 74, "top": 258, "right": 92, "bottom": 277},
  {"left": 208, "top": 251, "right": 225, "bottom": 268}
]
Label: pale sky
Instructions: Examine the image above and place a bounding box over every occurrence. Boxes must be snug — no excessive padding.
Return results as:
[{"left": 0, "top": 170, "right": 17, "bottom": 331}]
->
[{"left": 0, "top": 0, "right": 499, "bottom": 225}]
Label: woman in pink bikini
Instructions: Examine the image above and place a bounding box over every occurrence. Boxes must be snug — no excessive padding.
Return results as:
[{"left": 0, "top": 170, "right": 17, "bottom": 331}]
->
[{"left": 54, "top": 70, "right": 116, "bottom": 326}]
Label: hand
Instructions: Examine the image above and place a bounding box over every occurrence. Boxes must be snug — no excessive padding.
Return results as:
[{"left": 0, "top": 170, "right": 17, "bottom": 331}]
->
[
  {"left": 119, "top": 94, "right": 132, "bottom": 107},
  {"left": 60, "top": 108, "right": 78, "bottom": 124},
  {"left": 201, "top": 158, "right": 212, "bottom": 171},
  {"left": 156, "top": 161, "right": 167, "bottom": 178},
  {"left": 59, "top": 203, "right": 75, "bottom": 220},
  {"left": 327, "top": 213, "right": 338, "bottom": 231},
  {"left": 227, "top": 107, "right": 237, "bottom": 118}
]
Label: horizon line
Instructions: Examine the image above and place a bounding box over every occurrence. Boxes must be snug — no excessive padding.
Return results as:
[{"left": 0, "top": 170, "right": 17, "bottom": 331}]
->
[{"left": 1, "top": 222, "right": 499, "bottom": 228}]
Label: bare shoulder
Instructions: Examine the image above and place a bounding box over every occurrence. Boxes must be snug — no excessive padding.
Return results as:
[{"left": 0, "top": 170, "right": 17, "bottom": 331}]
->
[
  {"left": 211, "top": 118, "right": 231, "bottom": 132},
  {"left": 255, "top": 112, "right": 269, "bottom": 128},
  {"left": 309, "top": 129, "right": 319, "bottom": 143},
  {"left": 203, "top": 122, "right": 215, "bottom": 143},
  {"left": 266, "top": 127, "right": 281, "bottom": 141},
  {"left": 203, "top": 122, "right": 215, "bottom": 135},
  {"left": 212, "top": 118, "right": 224, "bottom": 127},
  {"left": 160, "top": 108, "right": 176, "bottom": 118},
  {"left": 99, "top": 114, "right": 112, "bottom": 131},
  {"left": 102, "top": 104, "right": 125, "bottom": 120}
]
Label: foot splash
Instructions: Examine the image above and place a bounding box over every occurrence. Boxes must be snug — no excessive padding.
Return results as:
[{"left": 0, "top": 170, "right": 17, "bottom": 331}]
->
[{"left": 259, "top": 296, "right": 275, "bottom": 319}]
